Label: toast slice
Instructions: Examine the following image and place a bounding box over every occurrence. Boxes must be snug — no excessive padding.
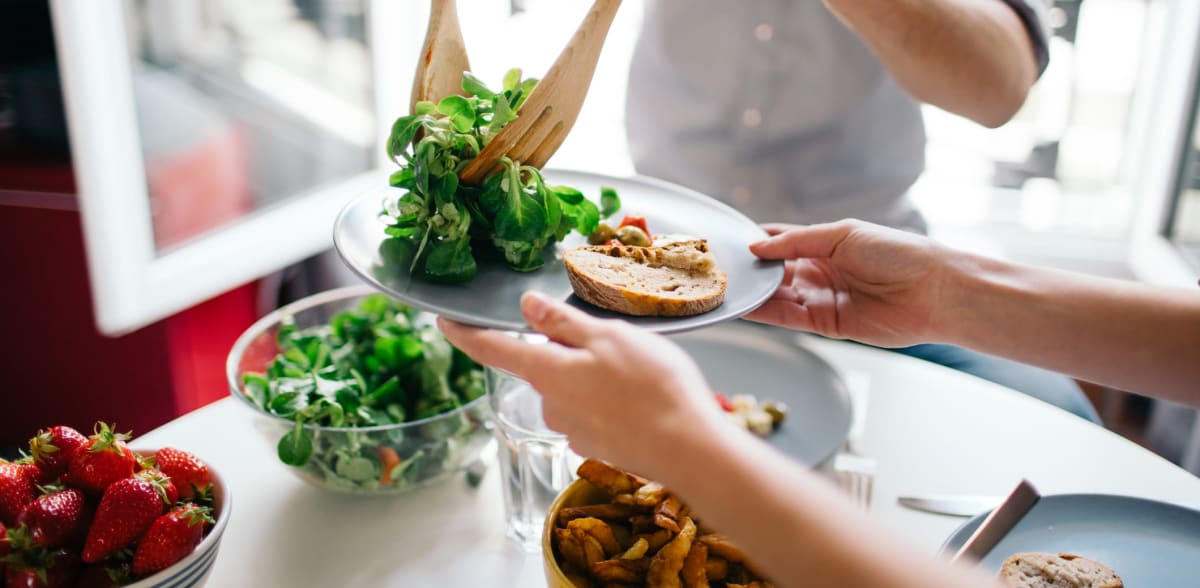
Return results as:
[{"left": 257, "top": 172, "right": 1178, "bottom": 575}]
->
[
  {"left": 563, "top": 239, "right": 727, "bottom": 317},
  {"left": 999, "top": 552, "right": 1123, "bottom": 588}
]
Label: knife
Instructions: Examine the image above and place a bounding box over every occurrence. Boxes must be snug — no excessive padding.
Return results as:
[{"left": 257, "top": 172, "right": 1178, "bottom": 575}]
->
[
  {"left": 896, "top": 494, "right": 1003, "bottom": 517},
  {"left": 950, "top": 479, "right": 1040, "bottom": 563}
]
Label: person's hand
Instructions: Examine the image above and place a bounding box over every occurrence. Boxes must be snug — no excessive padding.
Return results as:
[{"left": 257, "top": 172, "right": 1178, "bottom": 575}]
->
[
  {"left": 745, "top": 219, "right": 951, "bottom": 347},
  {"left": 437, "top": 292, "right": 729, "bottom": 477}
]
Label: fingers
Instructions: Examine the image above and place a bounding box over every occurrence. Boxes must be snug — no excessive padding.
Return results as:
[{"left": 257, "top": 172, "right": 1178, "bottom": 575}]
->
[
  {"left": 759, "top": 223, "right": 797, "bottom": 237},
  {"left": 749, "top": 221, "right": 857, "bottom": 261},
  {"left": 742, "top": 299, "right": 817, "bottom": 332},
  {"left": 437, "top": 317, "right": 577, "bottom": 379},
  {"left": 520, "top": 291, "right": 603, "bottom": 348}
]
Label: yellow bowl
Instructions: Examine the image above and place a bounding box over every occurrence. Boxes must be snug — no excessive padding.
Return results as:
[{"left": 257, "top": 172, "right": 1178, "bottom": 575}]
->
[{"left": 542, "top": 478, "right": 611, "bottom": 588}]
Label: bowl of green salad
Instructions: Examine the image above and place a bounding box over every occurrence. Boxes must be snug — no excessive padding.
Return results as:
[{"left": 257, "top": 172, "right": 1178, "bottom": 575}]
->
[{"left": 225, "top": 285, "right": 492, "bottom": 494}]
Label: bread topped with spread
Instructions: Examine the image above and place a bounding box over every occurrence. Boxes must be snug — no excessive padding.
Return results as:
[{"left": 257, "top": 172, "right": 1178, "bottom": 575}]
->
[
  {"left": 563, "top": 239, "right": 727, "bottom": 317},
  {"left": 999, "top": 552, "right": 1123, "bottom": 588}
]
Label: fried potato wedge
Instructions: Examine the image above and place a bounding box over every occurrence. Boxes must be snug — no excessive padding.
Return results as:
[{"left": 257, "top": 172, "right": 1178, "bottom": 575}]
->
[
  {"left": 553, "top": 461, "right": 769, "bottom": 587},
  {"left": 646, "top": 516, "right": 696, "bottom": 588},
  {"left": 591, "top": 557, "right": 651, "bottom": 584},
  {"left": 681, "top": 542, "right": 709, "bottom": 588},
  {"left": 569, "top": 517, "right": 622, "bottom": 557},
  {"left": 620, "top": 538, "right": 650, "bottom": 560},
  {"left": 633, "top": 481, "right": 667, "bottom": 507},
  {"left": 559, "top": 503, "right": 642, "bottom": 525},
  {"left": 578, "top": 459, "right": 647, "bottom": 495}
]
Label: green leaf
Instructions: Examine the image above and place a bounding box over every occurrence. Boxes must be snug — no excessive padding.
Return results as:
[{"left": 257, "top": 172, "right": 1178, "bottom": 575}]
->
[
  {"left": 573, "top": 198, "right": 601, "bottom": 236},
  {"left": 423, "top": 237, "right": 478, "bottom": 284},
  {"left": 540, "top": 181, "right": 561, "bottom": 234},
  {"left": 600, "top": 187, "right": 621, "bottom": 218},
  {"left": 389, "top": 169, "right": 415, "bottom": 189},
  {"left": 502, "top": 68, "right": 522, "bottom": 95},
  {"left": 278, "top": 419, "right": 313, "bottom": 466},
  {"left": 431, "top": 172, "right": 459, "bottom": 208},
  {"left": 494, "top": 194, "right": 548, "bottom": 242},
  {"left": 413, "top": 101, "right": 436, "bottom": 115},
  {"left": 515, "top": 78, "right": 539, "bottom": 111},
  {"left": 386, "top": 115, "right": 425, "bottom": 162},
  {"left": 549, "top": 185, "right": 583, "bottom": 204},
  {"left": 461, "top": 72, "right": 494, "bottom": 98},
  {"left": 437, "top": 95, "right": 475, "bottom": 133},
  {"left": 242, "top": 373, "right": 269, "bottom": 408},
  {"left": 334, "top": 453, "right": 377, "bottom": 483}
]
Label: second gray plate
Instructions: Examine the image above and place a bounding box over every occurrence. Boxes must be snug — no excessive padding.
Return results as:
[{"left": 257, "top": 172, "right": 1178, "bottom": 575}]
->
[
  {"left": 672, "top": 321, "right": 852, "bottom": 467},
  {"left": 942, "top": 494, "right": 1200, "bottom": 585},
  {"left": 332, "top": 170, "right": 784, "bottom": 334}
]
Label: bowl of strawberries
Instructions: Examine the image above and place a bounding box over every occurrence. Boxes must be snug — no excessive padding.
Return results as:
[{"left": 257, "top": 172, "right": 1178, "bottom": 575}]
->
[{"left": 1, "top": 423, "right": 230, "bottom": 588}]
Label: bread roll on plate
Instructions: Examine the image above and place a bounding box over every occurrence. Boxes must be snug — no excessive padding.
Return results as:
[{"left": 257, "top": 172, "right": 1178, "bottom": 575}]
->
[
  {"left": 999, "top": 552, "right": 1123, "bottom": 588},
  {"left": 563, "top": 239, "right": 726, "bottom": 317}
]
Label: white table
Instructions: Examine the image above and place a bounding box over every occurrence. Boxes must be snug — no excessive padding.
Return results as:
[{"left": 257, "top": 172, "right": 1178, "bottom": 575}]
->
[{"left": 134, "top": 336, "right": 1200, "bottom": 587}]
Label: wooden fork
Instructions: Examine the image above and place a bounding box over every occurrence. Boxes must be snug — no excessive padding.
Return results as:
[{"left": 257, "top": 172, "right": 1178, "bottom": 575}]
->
[
  {"left": 458, "top": 0, "right": 623, "bottom": 184},
  {"left": 411, "top": 0, "right": 471, "bottom": 113}
]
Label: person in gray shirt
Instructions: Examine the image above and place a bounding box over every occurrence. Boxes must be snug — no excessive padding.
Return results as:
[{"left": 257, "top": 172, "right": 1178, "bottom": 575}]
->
[{"left": 626, "top": 0, "right": 1101, "bottom": 422}]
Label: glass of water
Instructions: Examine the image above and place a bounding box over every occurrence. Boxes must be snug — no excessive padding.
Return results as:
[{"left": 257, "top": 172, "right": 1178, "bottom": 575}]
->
[{"left": 487, "top": 367, "right": 581, "bottom": 552}]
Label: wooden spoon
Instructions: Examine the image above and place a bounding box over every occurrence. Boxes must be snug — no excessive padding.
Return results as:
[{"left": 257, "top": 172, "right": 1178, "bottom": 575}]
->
[
  {"left": 411, "top": 0, "right": 471, "bottom": 111},
  {"left": 459, "top": 0, "right": 622, "bottom": 184}
]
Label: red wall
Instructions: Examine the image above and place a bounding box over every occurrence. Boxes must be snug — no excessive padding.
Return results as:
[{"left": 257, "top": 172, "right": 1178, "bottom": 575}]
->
[{"left": 0, "top": 199, "right": 257, "bottom": 446}]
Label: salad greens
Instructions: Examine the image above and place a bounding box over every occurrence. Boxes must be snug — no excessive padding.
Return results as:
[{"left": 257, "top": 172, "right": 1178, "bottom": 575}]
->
[
  {"left": 382, "top": 69, "right": 621, "bottom": 283},
  {"left": 242, "top": 294, "right": 489, "bottom": 492}
]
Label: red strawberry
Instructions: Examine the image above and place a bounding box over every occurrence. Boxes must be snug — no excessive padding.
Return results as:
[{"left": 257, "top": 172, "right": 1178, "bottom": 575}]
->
[
  {"left": 81, "top": 475, "right": 169, "bottom": 563},
  {"left": 15, "top": 488, "right": 91, "bottom": 549},
  {"left": 27, "top": 428, "right": 86, "bottom": 483},
  {"left": 67, "top": 424, "right": 134, "bottom": 496},
  {"left": 0, "top": 464, "right": 37, "bottom": 526},
  {"left": 1, "top": 521, "right": 9, "bottom": 578},
  {"left": 3, "top": 547, "right": 79, "bottom": 588},
  {"left": 136, "top": 470, "right": 178, "bottom": 506},
  {"left": 74, "top": 564, "right": 127, "bottom": 588},
  {"left": 153, "top": 449, "right": 211, "bottom": 501},
  {"left": 131, "top": 504, "right": 212, "bottom": 575}
]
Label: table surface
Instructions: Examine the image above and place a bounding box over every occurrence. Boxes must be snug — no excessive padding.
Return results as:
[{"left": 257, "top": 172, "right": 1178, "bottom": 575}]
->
[{"left": 134, "top": 335, "right": 1200, "bottom": 587}]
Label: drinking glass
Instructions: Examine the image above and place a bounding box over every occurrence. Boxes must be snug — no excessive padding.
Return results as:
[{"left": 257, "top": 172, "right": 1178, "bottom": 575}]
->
[{"left": 487, "top": 367, "right": 581, "bottom": 551}]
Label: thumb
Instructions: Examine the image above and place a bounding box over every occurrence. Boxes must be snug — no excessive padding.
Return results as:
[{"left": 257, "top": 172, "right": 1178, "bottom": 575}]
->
[
  {"left": 749, "top": 221, "right": 855, "bottom": 261},
  {"left": 521, "top": 291, "right": 601, "bottom": 348}
]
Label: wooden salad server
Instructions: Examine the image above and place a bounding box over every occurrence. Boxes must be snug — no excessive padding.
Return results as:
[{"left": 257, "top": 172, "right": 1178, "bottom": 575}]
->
[
  {"left": 411, "top": 0, "right": 471, "bottom": 111},
  {"left": 458, "top": 0, "right": 622, "bottom": 184}
]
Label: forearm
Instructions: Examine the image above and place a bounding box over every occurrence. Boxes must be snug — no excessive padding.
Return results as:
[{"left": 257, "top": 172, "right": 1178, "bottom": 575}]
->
[
  {"left": 941, "top": 251, "right": 1200, "bottom": 404},
  {"left": 656, "top": 421, "right": 1000, "bottom": 588},
  {"left": 823, "top": 0, "right": 1037, "bottom": 127}
]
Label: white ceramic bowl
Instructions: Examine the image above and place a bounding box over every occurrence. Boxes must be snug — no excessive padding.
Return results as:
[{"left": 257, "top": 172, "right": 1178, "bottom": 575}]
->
[{"left": 125, "top": 449, "right": 231, "bottom": 588}]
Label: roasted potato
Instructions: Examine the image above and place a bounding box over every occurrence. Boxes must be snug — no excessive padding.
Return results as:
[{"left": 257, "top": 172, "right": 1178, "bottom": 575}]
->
[{"left": 554, "top": 460, "right": 770, "bottom": 587}]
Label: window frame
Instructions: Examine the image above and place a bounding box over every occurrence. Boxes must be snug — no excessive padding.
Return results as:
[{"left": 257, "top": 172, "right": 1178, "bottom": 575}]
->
[{"left": 48, "top": 0, "right": 422, "bottom": 335}]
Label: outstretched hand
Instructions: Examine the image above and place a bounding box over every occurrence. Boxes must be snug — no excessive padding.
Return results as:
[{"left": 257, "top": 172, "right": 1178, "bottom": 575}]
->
[
  {"left": 745, "top": 220, "right": 951, "bottom": 348},
  {"left": 437, "top": 292, "right": 729, "bottom": 477}
]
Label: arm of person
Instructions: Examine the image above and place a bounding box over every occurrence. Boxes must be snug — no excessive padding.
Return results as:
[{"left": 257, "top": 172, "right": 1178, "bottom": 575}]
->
[
  {"left": 745, "top": 220, "right": 1200, "bottom": 406},
  {"left": 438, "top": 293, "right": 1004, "bottom": 588},
  {"left": 941, "top": 249, "right": 1200, "bottom": 405},
  {"left": 661, "top": 417, "right": 1004, "bottom": 588},
  {"left": 823, "top": 0, "right": 1045, "bottom": 127}
]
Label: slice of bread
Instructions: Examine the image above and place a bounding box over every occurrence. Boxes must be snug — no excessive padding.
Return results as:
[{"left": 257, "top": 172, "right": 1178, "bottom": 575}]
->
[
  {"left": 999, "top": 552, "right": 1123, "bottom": 588},
  {"left": 563, "top": 239, "right": 727, "bottom": 317}
]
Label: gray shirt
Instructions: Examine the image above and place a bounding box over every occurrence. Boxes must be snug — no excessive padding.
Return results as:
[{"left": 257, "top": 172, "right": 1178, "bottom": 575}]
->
[{"left": 626, "top": 0, "right": 1050, "bottom": 232}]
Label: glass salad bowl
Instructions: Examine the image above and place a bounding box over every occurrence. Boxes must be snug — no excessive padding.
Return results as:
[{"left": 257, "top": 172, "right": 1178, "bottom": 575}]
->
[{"left": 225, "top": 285, "right": 493, "bottom": 495}]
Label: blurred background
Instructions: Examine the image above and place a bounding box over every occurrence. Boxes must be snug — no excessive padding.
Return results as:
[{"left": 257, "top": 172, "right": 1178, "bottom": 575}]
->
[{"left": 2, "top": 0, "right": 1198, "bottom": 472}]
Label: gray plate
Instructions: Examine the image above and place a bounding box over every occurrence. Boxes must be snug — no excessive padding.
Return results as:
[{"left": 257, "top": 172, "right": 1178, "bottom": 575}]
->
[
  {"left": 332, "top": 170, "right": 784, "bottom": 334},
  {"left": 671, "top": 321, "right": 852, "bottom": 466},
  {"left": 941, "top": 494, "right": 1200, "bottom": 585}
]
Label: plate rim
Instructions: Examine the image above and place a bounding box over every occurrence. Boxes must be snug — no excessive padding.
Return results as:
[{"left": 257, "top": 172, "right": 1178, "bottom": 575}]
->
[
  {"left": 671, "top": 320, "right": 854, "bottom": 467},
  {"left": 939, "top": 493, "right": 1200, "bottom": 556},
  {"left": 332, "top": 168, "right": 785, "bottom": 334}
]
